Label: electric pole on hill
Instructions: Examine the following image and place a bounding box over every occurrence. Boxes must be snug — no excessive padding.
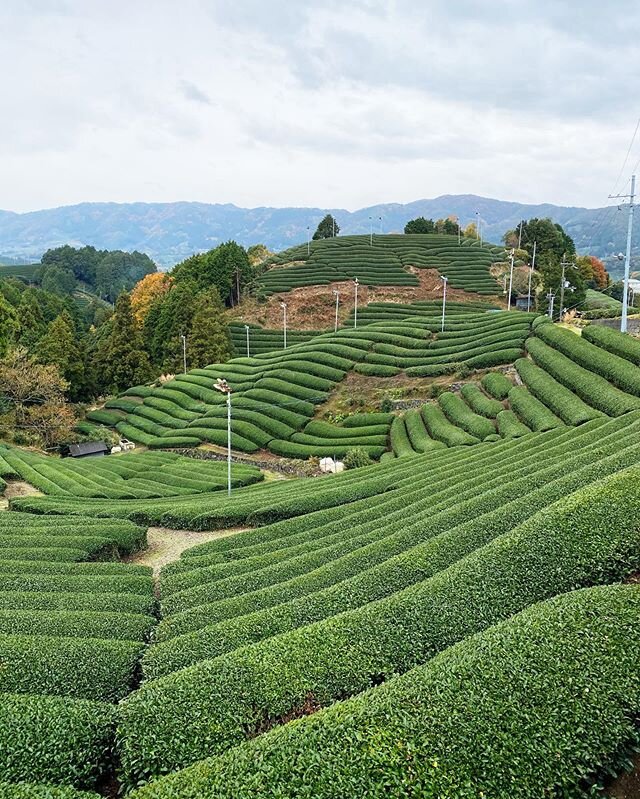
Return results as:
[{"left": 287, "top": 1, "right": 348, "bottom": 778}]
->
[
  {"left": 609, "top": 174, "right": 636, "bottom": 333},
  {"left": 558, "top": 256, "right": 574, "bottom": 322}
]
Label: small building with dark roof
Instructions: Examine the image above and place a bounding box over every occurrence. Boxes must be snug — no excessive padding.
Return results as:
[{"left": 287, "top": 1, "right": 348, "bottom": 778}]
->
[{"left": 64, "top": 441, "right": 110, "bottom": 458}]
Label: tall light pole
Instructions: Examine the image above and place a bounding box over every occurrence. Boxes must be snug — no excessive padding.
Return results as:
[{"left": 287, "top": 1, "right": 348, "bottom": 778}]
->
[
  {"left": 332, "top": 216, "right": 336, "bottom": 237},
  {"left": 353, "top": 278, "right": 359, "bottom": 329},
  {"left": 517, "top": 220, "right": 523, "bottom": 250},
  {"left": 180, "top": 334, "right": 187, "bottom": 374},
  {"left": 244, "top": 324, "right": 250, "bottom": 357},
  {"left": 333, "top": 289, "right": 340, "bottom": 332},
  {"left": 527, "top": 241, "right": 537, "bottom": 313},
  {"left": 213, "top": 378, "right": 232, "bottom": 497},
  {"left": 441, "top": 275, "right": 448, "bottom": 332},
  {"left": 306, "top": 226, "right": 310, "bottom": 256},
  {"left": 378, "top": 215, "right": 383, "bottom": 234},
  {"left": 280, "top": 302, "right": 287, "bottom": 349},
  {"left": 457, "top": 217, "right": 461, "bottom": 245},
  {"left": 475, "top": 211, "right": 480, "bottom": 243},
  {"left": 369, "top": 216, "right": 373, "bottom": 245},
  {"left": 609, "top": 174, "right": 636, "bottom": 333},
  {"left": 507, "top": 248, "right": 515, "bottom": 311},
  {"left": 547, "top": 292, "right": 555, "bottom": 320}
]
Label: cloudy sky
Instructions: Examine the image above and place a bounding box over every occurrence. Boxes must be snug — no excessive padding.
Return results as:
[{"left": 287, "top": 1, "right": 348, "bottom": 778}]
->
[{"left": 2, "top": 0, "right": 640, "bottom": 213}]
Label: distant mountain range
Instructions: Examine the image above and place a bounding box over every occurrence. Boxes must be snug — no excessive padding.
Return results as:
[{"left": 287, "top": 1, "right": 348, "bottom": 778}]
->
[{"left": 0, "top": 195, "right": 633, "bottom": 271}]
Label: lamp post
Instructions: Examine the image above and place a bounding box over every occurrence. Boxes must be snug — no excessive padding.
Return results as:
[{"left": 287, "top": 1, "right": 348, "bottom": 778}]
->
[
  {"left": 559, "top": 256, "right": 577, "bottom": 322},
  {"left": 280, "top": 302, "right": 287, "bottom": 349},
  {"left": 333, "top": 289, "right": 340, "bottom": 333},
  {"left": 527, "top": 241, "right": 537, "bottom": 313},
  {"left": 475, "top": 210, "right": 480, "bottom": 242},
  {"left": 507, "top": 248, "right": 515, "bottom": 311},
  {"left": 213, "top": 378, "right": 232, "bottom": 497},
  {"left": 441, "top": 275, "right": 448, "bottom": 332},
  {"left": 306, "top": 226, "right": 310, "bottom": 256},
  {"left": 353, "top": 278, "right": 359, "bottom": 329},
  {"left": 244, "top": 324, "right": 250, "bottom": 357},
  {"left": 457, "top": 217, "right": 461, "bottom": 245},
  {"left": 180, "top": 334, "right": 187, "bottom": 374},
  {"left": 369, "top": 216, "right": 373, "bottom": 245},
  {"left": 378, "top": 215, "right": 383, "bottom": 234}
]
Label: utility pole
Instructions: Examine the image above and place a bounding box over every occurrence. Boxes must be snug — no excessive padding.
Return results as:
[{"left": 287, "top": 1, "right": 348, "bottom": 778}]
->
[
  {"left": 609, "top": 174, "right": 636, "bottom": 333},
  {"left": 378, "top": 216, "right": 383, "bottom": 234},
  {"left": 507, "top": 248, "right": 515, "bottom": 311},
  {"left": 353, "top": 278, "right": 359, "bottom": 329},
  {"left": 332, "top": 216, "right": 335, "bottom": 237},
  {"left": 280, "top": 302, "right": 287, "bottom": 349},
  {"left": 306, "top": 226, "right": 310, "bottom": 256},
  {"left": 441, "top": 275, "right": 448, "bottom": 332},
  {"left": 517, "top": 220, "right": 523, "bottom": 250},
  {"left": 333, "top": 289, "right": 340, "bottom": 332},
  {"left": 457, "top": 218, "right": 461, "bottom": 245},
  {"left": 559, "top": 255, "right": 575, "bottom": 322},
  {"left": 213, "top": 378, "right": 232, "bottom": 497},
  {"left": 527, "top": 241, "right": 537, "bottom": 313},
  {"left": 180, "top": 334, "right": 187, "bottom": 374},
  {"left": 244, "top": 324, "right": 250, "bottom": 357},
  {"left": 369, "top": 216, "right": 373, "bottom": 246},
  {"left": 475, "top": 211, "right": 480, "bottom": 242}
]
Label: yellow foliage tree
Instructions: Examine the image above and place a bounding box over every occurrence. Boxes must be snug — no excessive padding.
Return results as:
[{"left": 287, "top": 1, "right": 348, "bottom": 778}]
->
[{"left": 130, "top": 272, "right": 173, "bottom": 325}]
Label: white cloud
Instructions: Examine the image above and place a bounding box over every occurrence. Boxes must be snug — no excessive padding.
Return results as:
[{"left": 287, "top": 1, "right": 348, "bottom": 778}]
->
[{"left": 0, "top": 0, "right": 638, "bottom": 212}]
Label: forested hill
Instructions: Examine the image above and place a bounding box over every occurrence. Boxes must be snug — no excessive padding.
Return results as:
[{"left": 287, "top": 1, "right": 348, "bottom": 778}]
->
[{"left": 0, "top": 195, "right": 632, "bottom": 268}]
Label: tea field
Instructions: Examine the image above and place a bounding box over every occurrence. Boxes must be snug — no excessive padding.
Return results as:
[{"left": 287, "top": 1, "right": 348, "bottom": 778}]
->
[{"left": 1, "top": 316, "right": 640, "bottom": 798}]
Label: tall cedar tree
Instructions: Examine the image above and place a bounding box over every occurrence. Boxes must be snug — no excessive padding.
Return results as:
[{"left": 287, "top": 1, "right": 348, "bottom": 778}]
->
[
  {"left": 0, "top": 295, "right": 18, "bottom": 357},
  {"left": 312, "top": 214, "right": 340, "bottom": 239},
  {"left": 187, "top": 288, "right": 232, "bottom": 368},
  {"left": 103, "top": 293, "right": 152, "bottom": 391},
  {"left": 36, "top": 311, "right": 85, "bottom": 400},
  {"left": 146, "top": 281, "right": 198, "bottom": 371}
]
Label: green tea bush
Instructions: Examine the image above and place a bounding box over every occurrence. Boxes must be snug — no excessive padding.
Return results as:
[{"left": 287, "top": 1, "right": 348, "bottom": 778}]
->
[
  {"left": 496, "top": 410, "right": 530, "bottom": 438},
  {"left": 582, "top": 323, "right": 640, "bottom": 364},
  {"left": 536, "top": 322, "right": 640, "bottom": 396},
  {"left": 342, "top": 448, "right": 374, "bottom": 469},
  {"left": 125, "top": 585, "right": 640, "bottom": 799},
  {"left": 0, "top": 693, "right": 115, "bottom": 789},
  {"left": 526, "top": 338, "right": 640, "bottom": 416},
  {"left": 507, "top": 386, "right": 563, "bottom": 431},
  {"left": 480, "top": 371, "right": 512, "bottom": 400},
  {"left": 389, "top": 416, "right": 414, "bottom": 457},
  {"left": 420, "top": 404, "right": 479, "bottom": 446},
  {"left": 117, "top": 463, "right": 640, "bottom": 784},
  {"left": 459, "top": 384, "right": 503, "bottom": 417},
  {"left": 438, "top": 393, "right": 495, "bottom": 439},
  {"left": 515, "top": 359, "right": 601, "bottom": 425}
]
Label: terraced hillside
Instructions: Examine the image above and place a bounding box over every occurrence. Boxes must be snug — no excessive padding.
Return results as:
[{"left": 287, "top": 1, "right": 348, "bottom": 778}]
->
[
  {"left": 2, "top": 321, "right": 640, "bottom": 798},
  {"left": 258, "top": 234, "right": 504, "bottom": 296},
  {"left": 90, "top": 309, "right": 534, "bottom": 458}
]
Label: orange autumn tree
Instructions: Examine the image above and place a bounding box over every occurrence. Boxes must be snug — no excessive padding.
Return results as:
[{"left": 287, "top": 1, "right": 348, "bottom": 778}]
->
[
  {"left": 576, "top": 255, "right": 609, "bottom": 290},
  {"left": 130, "top": 272, "right": 173, "bottom": 325}
]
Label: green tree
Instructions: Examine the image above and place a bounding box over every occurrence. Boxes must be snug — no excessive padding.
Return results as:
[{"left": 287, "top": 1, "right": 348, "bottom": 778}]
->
[
  {"left": 187, "top": 288, "right": 232, "bottom": 368},
  {"left": 404, "top": 217, "right": 435, "bottom": 234},
  {"left": 98, "top": 293, "right": 152, "bottom": 391},
  {"left": 503, "top": 218, "right": 575, "bottom": 263},
  {"left": 16, "top": 293, "right": 46, "bottom": 349},
  {"left": 172, "top": 242, "right": 250, "bottom": 306},
  {"left": 0, "top": 295, "right": 18, "bottom": 358},
  {"left": 312, "top": 215, "right": 339, "bottom": 240},
  {"left": 37, "top": 311, "right": 85, "bottom": 400},
  {"left": 40, "top": 265, "right": 77, "bottom": 296},
  {"left": 147, "top": 281, "right": 199, "bottom": 371}
]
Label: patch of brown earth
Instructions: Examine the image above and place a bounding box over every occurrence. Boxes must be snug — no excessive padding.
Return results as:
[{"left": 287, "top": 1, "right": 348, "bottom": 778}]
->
[
  {"left": 3, "top": 481, "right": 43, "bottom": 501},
  {"left": 230, "top": 269, "right": 505, "bottom": 331},
  {"left": 606, "top": 753, "right": 640, "bottom": 798},
  {"left": 125, "top": 526, "right": 248, "bottom": 579}
]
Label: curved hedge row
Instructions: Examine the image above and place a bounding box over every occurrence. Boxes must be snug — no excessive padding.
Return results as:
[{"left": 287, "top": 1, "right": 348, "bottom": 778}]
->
[
  {"left": 0, "top": 693, "right": 114, "bottom": 789},
  {"left": 421, "top": 403, "right": 479, "bottom": 446},
  {"left": 496, "top": 409, "right": 530, "bottom": 438},
  {"left": 582, "top": 322, "right": 640, "bottom": 364},
  {"left": 389, "top": 416, "right": 414, "bottom": 457},
  {"left": 438, "top": 393, "right": 495, "bottom": 439},
  {"left": 117, "top": 459, "right": 640, "bottom": 783},
  {"left": 507, "top": 386, "right": 563, "bottom": 432},
  {"left": 480, "top": 370, "right": 513, "bottom": 400},
  {"left": 515, "top": 358, "right": 601, "bottom": 425},
  {"left": 126, "top": 585, "right": 640, "bottom": 799},
  {"left": 459, "top": 383, "right": 503, "bottom": 418}
]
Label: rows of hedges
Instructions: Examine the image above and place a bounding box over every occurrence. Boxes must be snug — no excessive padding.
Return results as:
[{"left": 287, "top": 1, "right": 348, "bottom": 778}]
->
[
  {"left": 126, "top": 584, "right": 640, "bottom": 799},
  {"left": 117, "top": 426, "right": 640, "bottom": 784}
]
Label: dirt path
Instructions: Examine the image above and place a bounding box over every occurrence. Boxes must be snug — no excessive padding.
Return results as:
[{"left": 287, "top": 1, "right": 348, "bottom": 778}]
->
[
  {"left": 125, "top": 526, "right": 248, "bottom": 579},
  {"left": 606, "top": 753, "right": 640, "bottom": 798},
  {"left": 0, "top": 481, "right": 43, "bottom": 511}
]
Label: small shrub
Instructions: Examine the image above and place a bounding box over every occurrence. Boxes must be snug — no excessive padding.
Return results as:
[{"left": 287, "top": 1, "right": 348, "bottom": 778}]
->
[{"left": 343, "top": 448, "right": 374, "bottom": 470}]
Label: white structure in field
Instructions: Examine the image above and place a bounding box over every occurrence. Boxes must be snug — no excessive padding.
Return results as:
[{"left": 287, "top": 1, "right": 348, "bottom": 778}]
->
[{"left": 319, "top": 457, "right": 345, "bottom": 474}]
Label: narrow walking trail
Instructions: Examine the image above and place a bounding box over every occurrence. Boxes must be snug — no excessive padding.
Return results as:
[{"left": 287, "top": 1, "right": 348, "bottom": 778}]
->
[{"left": 126, "top": 525, "right": 248, "bottom": 581}]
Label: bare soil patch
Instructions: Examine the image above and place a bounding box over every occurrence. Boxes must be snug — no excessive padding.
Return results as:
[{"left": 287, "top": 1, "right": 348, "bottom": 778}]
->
[
  {"left": 4, "top": 481, "right": 43, "bottom": 501},
  {"left": 606, "top": 753, "right": 640, "bottom": 798},
  {"left": 125, "top": 526, "right": 248, "bottom": 578},
  {"left": 230, "top": 269, "right": 505, "bottom": 331}
]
